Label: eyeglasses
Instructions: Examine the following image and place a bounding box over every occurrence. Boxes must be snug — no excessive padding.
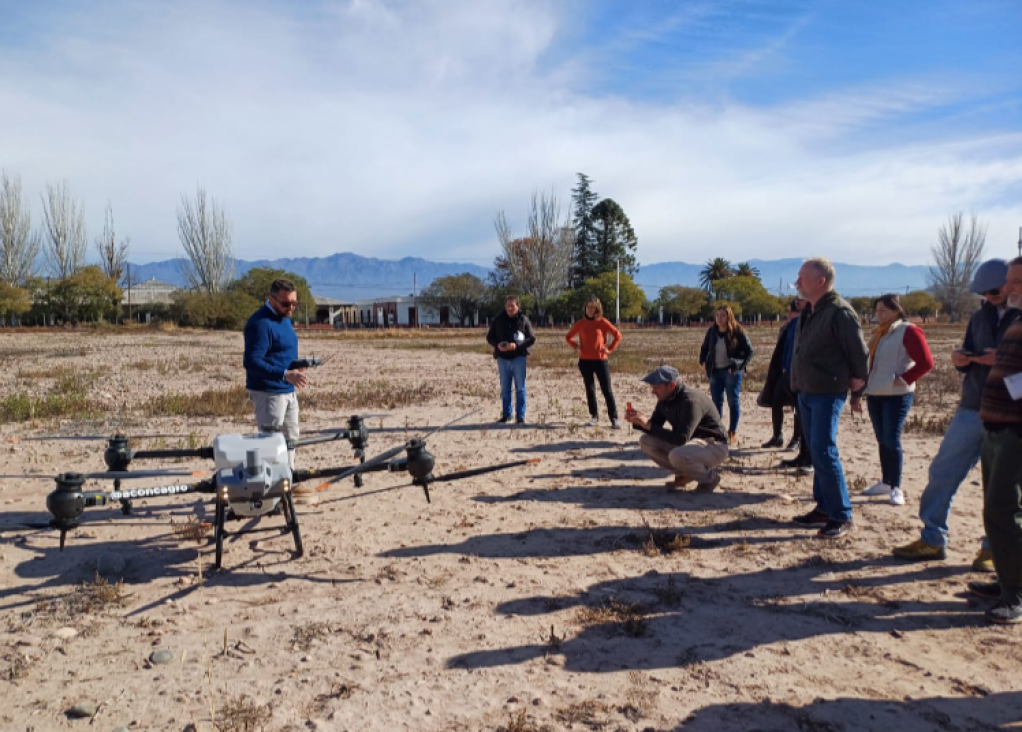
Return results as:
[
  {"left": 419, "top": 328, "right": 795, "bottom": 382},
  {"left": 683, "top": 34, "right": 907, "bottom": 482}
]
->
[
  {"left": 272, "top": 294, "right": 299, "bottom": 309},
  {"left": 984, "top": 288, "right": 1002, "bottom": 297}
]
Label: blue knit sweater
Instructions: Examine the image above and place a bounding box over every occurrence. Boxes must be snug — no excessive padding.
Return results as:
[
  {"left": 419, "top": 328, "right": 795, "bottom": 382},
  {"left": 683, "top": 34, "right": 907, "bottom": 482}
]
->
[{"left": 243, "top": 303, "right": 298, "bottom": 393}]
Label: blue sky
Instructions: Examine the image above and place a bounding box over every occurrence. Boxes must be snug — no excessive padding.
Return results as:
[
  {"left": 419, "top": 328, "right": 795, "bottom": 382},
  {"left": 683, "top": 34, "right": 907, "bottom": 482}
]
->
[{"left": 1, "top": 0, "right": 1020, "bottom": 268}]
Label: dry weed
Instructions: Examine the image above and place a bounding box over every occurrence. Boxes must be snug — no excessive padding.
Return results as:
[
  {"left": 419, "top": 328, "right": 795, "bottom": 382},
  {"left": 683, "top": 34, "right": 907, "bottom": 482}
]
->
[
  {"left": 171, "top": 516, "right": 212, "bottom": 543},
  {"left": 291, "top": 621, "right": 332, "bottom": 652},
  {"left": 215, "top": 694, "right": 272, "bottom": 732},
  {"left": 35, "top": 574, "right": 129, "bottom": 624},
  {"left": 576, "top": 598, "right": 649, "bottom": 637}
]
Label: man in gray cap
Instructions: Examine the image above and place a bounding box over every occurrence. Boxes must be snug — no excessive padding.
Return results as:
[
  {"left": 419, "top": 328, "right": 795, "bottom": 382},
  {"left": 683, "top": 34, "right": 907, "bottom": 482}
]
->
[
  {"left": 625, "top": 365, "right": 729, "bottom": 491},
  {"left": 893, "top": 258, "right": 1019, "bottom": 566}
]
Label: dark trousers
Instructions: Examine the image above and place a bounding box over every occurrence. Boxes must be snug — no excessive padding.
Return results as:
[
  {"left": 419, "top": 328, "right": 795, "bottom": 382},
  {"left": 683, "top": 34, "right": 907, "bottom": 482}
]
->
[
  {"left": 866, "top": 393, "right": 914, "bottom": 489},
  {"left": 982, "top": 428, "right": 1022, "bottom": 603},
  {"left": 771, "top": 374, "right": 801, "bottom": 442},
  {"left": 578, "top": 359, "right": 618, "bottom": 420}
]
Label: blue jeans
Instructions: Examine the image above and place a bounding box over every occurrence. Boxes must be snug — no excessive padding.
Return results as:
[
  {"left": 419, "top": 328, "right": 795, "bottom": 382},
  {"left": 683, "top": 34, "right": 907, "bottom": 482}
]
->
[
  {"left": 497, "top": 356, "right": 527, "bottom": 419},
  {"left": 866, "top": 393, "right": 914, "bottom": 489},
  {"left": 798, "top": 392, "right": 852, "bottom": 523},
  {"left": 918, "top": 407, "right": 988, "bottom": 548},
  {"left": 709, "top": 370, "right": 743, "bottom": 433}
]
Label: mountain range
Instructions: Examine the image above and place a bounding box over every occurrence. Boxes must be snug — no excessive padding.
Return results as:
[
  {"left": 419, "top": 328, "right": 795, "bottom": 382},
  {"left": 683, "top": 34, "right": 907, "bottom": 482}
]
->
[{"left": 123, "top": 253, "right": 931, "bottom": 301}]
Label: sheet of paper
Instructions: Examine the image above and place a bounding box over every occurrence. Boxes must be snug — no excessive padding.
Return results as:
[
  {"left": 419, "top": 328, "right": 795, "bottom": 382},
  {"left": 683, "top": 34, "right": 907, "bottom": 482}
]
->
[{"left": 1004, "top": 371, "right": 1022, "bottom": 401}]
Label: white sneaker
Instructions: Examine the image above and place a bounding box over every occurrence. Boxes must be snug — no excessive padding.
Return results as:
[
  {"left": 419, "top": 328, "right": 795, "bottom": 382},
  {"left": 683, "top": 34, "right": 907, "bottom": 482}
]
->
[
  {"left": 585, "top": 417, "right": 598, "bottom": 427},
  {"left": 890, "top": 487, "right": 905, "bottom": 506},
  {"left": 610, "top": 418, "right": 621, "bottom": 430},
  {"left": 862, "top": 481, "right": 891, "bottom": 496}
]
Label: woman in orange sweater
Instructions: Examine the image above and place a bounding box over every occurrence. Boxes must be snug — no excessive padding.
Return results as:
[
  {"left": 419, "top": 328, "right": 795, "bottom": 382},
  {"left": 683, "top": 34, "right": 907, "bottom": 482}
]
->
[{"left": 565, "top": 296, "right": 623, "bottom": 428}]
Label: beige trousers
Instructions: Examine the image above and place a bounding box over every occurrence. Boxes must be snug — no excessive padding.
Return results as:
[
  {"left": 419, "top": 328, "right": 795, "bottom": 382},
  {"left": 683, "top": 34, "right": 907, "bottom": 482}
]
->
[{"left": 638, "top": 433, "right": 729, "bottom": 483}]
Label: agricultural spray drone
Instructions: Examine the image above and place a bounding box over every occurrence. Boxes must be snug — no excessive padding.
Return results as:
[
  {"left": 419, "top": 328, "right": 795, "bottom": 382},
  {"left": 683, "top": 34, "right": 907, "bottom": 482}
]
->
[{"left": 10, "top": 412, "right": 537, "bottom": 568}]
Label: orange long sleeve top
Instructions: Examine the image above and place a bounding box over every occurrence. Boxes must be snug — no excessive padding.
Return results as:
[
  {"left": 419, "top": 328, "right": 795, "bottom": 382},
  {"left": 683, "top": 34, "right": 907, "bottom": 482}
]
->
[{"left": 565, "top": 317, "right": 622, "bottom": 360}]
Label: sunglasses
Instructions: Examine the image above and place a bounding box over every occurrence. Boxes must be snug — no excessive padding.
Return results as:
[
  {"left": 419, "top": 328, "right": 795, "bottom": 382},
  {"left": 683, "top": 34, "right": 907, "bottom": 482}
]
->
[
  {"left": 272, "top": 294, "right": 299, "bottom": 309},
  {"left": 984, "top": 288, "right": 1002, "bottom": 297}
]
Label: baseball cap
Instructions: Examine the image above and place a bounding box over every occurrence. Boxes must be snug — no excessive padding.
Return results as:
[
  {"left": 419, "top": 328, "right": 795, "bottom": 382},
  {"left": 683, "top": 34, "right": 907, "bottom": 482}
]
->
[
  {"left": 641, "top": 365, "right": 680, "bottom": 385},
  {"left": 970, "top": 259, "right": 1008, "bottom": 295}
]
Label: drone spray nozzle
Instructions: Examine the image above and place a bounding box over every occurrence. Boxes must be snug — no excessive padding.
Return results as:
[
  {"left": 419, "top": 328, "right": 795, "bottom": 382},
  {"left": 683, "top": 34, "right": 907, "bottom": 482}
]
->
[
  {"left": 245, "top": 449, "right": 262, "bottom": 477},
  {"left": 45, "top": 472, "right": 87, "bottom": 550},
  {"left": 103, "top": 434, "right": 132, "bottom": 471}
]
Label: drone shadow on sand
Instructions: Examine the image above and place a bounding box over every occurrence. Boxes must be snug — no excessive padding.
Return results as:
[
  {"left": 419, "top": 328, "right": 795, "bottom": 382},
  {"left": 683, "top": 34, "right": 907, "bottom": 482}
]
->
[{"left": 0, "top": 500, "right": 359, "bottom": 615}]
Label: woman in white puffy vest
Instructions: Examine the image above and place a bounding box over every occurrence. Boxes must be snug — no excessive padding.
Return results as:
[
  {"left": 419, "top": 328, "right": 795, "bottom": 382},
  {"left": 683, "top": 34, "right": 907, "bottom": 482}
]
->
[{"left": 862, "top": 294, "right": 935, "bottom": 506}]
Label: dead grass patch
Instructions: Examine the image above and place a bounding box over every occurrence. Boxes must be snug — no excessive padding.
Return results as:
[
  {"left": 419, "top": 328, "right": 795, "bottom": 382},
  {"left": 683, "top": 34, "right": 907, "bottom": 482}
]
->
[
  {"left": 302, "top": 380, "right": 440, "bottom": 411},
  {"left": 576, "top": 598, "right": 649, "bottom": 637},
  {"left": 638, "top": 517, "right": 692, "bottom": 556},
  {"left": 554, "top": 700, "right": 611, "bottom": 729},
  {"left": 903, "top": 412, "right": 954, "bottom": 435},
  {"left": 35, "top": 574, "right": 129, "bottom": 624},
  {"left": 214, "top": 694, "right": 272, "bottom": 732},
  {"left": 291, "top": 621, "right": 332, "bottom": 652},
  {"left": 143, "top": 385, "right": 250, "bottom": 418},
  {"left": 172, "top": 517, "right": 212, "bottom": 543}
]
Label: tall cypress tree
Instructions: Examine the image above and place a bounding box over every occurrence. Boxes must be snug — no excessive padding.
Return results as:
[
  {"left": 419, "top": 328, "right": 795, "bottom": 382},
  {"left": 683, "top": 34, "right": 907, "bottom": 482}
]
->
[
  {"left": 570, "top": 173, "right": 598, "bottom": 287},
  {"left": 591, "top": 198, "right": 638, "bottom": 276}
]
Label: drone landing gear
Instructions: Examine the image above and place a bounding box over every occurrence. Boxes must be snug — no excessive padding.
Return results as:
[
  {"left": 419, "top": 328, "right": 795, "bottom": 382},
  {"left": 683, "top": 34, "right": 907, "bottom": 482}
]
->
[
  {"left": 212, "top": 495, "right": 304, "bottom": 570},
  {"left": 353, "top": 449, "right": 365, "bottom": 488},
  {"left": 281, "top": 490, "right": 304, "bottom": 558}
]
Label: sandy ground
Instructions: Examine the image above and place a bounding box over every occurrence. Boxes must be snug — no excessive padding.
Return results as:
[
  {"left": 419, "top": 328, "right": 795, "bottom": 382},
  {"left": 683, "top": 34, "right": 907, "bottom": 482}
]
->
[{"left": 0, "top": 328, "right": 1019, "bottom": 732}]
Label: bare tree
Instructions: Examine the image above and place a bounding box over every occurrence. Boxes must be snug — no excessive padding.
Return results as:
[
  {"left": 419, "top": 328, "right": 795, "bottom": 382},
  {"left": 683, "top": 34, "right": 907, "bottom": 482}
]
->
[
  {"left": 95, "top": 202, "right": 130, "bottom": 282},
  {"left": 494, "top": 189, "right": 572, "bottom": 319},
  {"left": 177, "top": 186, "right": 234, "bottom": 293},
  {"left": 928, "top": 212, "right": 986, "bottom": 321},
  {"left": 40, "top": 179, "right": 87, "bottom": 279},
  {"left": 0, "top": 170, "right": 40, "bottom": 285}
]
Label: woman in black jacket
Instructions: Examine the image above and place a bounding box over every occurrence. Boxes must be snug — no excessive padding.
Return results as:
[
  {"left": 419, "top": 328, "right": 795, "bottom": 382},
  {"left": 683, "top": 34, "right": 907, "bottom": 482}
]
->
[{"left": 698, "top": 304, "right": 754, "bottom": 445}]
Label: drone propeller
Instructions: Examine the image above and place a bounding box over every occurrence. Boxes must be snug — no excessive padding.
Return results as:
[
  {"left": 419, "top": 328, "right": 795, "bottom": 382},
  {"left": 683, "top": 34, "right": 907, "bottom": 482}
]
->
[
  {"left": 0, "top": 469, "right": 206, "bottom": 480},
  {"left": 317, "top": 457, "right": 542, "bottom": 505},
  {"left": 309, "top": 409, "right": 480, "bottom": 491},
  {"left": 302, "top": 414, "right": 389, "bottom": 435}
]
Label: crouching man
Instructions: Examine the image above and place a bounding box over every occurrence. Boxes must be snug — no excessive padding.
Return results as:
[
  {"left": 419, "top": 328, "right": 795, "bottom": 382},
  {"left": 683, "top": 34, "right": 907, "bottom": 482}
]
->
[{"left": 625, "top": 365, "right": 729, "bottom": 492}]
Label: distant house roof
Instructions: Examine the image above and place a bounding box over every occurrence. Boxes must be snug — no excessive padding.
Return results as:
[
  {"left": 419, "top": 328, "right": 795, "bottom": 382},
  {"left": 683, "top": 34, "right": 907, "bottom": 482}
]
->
[
  {"left": 124, "top": 278, "right": 178, "bottom": 305},
  {"left": 314, "top": 296, "right": 355, "bottom": 307}
]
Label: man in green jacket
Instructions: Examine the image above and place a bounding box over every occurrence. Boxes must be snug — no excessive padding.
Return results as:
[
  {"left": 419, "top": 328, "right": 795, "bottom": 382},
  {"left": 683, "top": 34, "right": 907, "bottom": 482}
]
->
[{"left": 789, "top": 258, "right": 869, "bottom": 539}]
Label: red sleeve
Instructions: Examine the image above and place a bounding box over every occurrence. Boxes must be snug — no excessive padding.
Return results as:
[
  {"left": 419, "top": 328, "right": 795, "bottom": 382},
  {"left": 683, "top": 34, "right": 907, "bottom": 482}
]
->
[
  {"left": 603, "top": 318, "right": 623, "bottom": 354},
  {"left": 901, "top": 324, "right": 935, "bottom": 385},
  {"left": 565, "top": 320, "right": 581, "bottom": 347}
]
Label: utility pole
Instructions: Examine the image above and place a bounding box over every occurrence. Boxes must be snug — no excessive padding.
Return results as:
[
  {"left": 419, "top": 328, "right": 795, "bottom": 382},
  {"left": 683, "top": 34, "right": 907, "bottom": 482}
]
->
[
  {"left": 1017, "top": 226, "right": 1021, "bottom": 259},
  {"left": 412, "top": 273, "right": 418, "bottom": 328},
  {"left": 615, "top": 258, "right": 621, "bottom": 325}
]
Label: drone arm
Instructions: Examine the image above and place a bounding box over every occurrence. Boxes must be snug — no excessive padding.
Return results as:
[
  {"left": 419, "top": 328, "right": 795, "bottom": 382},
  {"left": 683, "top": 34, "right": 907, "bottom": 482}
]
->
[
  {"left": 292, "top": 461, "right": 390, "bottom": 487},
  {"left": 131, "top": 447, "right": 215, "bottom": 461},
  {"left": 429, "top": 458, "right": 541, "bottom": 484},
  {"left": 109, "top": 479, "right": 216, "bottom": 501},
  {"left": 294, "top": 432, "right": 352, "bottom": 448}
]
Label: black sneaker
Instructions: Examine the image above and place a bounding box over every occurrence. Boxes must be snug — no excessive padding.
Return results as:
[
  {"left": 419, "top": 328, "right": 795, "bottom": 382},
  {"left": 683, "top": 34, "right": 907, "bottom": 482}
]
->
[
  {"left": 987, "top": 602, "right": 1022, "bottom": 624},
  {"left": 762, "top": 435, "right": 784, "bottom": 448},
  {"left": 496, "top": 415, "right": 510, "bottom": 423},
  {"left": 515, "top": 417, "right": 525, "bottom": 424},
  {"left": 786, "top": 438, "right": 801, "bottom": 451},
  {"left": 780, "top": 457, "right": 812, "bottom": 469},
  {"left": 797, "top": 464, "right": 815, "bottom": 476},
  {"left": 792, "top": 509, "right": 829, "bottom": 527},
  {"left": 817, "top": 519, "right": 853, "bottom": 539},
  {"left": 968, "top": 580, "right": 1002, "bottom": 600}
]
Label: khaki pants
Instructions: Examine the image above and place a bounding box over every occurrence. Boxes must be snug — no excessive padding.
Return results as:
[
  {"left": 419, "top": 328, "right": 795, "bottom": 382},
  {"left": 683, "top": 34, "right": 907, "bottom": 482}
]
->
[
  {"left": 249, "top": 390, "right": 299, "bottom": 469},
  {"left": 638, "top": 433, "right": 728, "bottom": 483}
]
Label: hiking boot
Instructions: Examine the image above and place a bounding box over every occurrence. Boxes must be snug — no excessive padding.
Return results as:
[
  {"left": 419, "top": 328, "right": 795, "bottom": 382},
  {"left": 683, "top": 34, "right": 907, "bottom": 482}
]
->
[
  {"left": 792, "top": 509, "right": 829, "bottom": 527},
  {"left": 862, "top": 481, "right": 891, "bottom": 496},
  {"left": 892, "top": 539, "right": 947, "bottom": 561},
  {"left": 967, "top": 580, "right": 1001, "bottom": 600},
  {"left": 665, "top": 475, "right": 693, "bottom": 490},
  {"left": 762, "top": 435, "right": 784, "bottom": 449},
  {"left": 728, "top": 430, "right": 737, "bottom": 446},
  {"left": 973, "top": 547, "right": 996, "bottom": 573},
  {"left": 786, "top": 438, "right": 801, "bottom": 451},
  {"left": 889, "top": 487, "right": 905, "bottom": 506},
  {"left": 987, "top": 602, "right": 1022, "bottom": 625},
  {"left": 496, "top": 415, "right": 510, "bottom": 424},
  {"left": 694, "top": 470, "right": 721, "bottom": 493},
  {"left": 515, "top": 417, "right": 526, "bottom": 424},
  {"left": 817, "top": 519, "right": 854, "bottom": 539},
  {"left": 585, "top": 417, "right": 598, "bottom": 426}
]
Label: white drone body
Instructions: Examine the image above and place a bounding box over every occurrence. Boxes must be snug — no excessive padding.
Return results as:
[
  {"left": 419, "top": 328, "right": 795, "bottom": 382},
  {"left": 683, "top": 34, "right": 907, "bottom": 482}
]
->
[{"left": 213, "top": 433, "right": 292, "bottom": 517}]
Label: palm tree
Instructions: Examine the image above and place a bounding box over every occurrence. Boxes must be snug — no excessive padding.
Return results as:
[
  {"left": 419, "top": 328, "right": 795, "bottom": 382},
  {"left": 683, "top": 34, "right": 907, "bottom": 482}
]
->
[
  {"left": 734, "top": 262, "right": 761, "bottom": 279},
  {"left": 699, "top": 257, "right": 733, "bottom": 298}
]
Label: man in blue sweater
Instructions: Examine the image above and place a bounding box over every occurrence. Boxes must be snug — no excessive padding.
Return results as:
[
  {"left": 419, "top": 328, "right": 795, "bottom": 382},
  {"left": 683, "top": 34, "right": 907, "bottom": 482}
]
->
[{"left": 243, "top": 279, "right": 308, "bottom": 468}]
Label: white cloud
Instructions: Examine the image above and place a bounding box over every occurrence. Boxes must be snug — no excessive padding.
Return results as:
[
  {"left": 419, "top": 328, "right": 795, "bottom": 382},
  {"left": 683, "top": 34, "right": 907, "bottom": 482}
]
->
[{"left": 0, "top": 0, "right": 1019, "bottom": 269}]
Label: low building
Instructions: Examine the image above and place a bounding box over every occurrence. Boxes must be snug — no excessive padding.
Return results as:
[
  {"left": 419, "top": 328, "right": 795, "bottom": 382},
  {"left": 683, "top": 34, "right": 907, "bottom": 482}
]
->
[
  {"left": 313, "top": 296, "right": 359, "bottom": 327},
  {"left": 355, "top": 296, "right": 444, "bottom": 327},
  {"left": 122, "top": 278, "right": 178, "bottom": 322}
]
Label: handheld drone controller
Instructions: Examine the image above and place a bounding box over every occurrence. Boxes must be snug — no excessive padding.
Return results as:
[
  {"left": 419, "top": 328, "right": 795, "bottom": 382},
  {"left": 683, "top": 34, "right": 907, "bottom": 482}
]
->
[{"left": 289, "top": 357, "right": 327, "bottom": 370}]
